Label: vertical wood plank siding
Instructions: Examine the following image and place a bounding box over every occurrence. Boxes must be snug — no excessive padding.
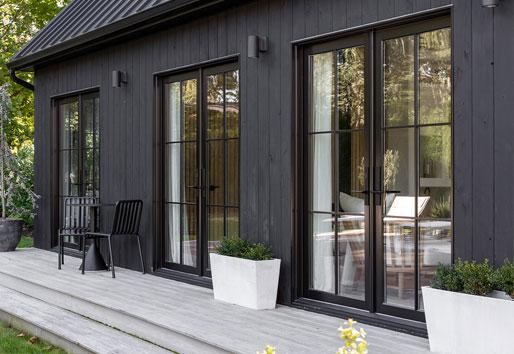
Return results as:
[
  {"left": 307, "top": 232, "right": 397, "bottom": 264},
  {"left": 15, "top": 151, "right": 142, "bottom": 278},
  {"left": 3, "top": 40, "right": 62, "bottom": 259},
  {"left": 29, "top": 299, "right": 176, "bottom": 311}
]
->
[{"left": 33, "top": 0, "right": 514, "bottom": 305}]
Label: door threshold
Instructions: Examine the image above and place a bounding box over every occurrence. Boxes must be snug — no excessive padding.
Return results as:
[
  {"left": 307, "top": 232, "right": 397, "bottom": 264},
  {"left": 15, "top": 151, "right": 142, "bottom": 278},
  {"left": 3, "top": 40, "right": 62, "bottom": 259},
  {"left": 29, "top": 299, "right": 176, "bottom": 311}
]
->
[
  {"left": 152, "top": 268, "right": 213, "bottom": 289},
  {"left": 292, "top": 297, "right": 427, "bottom": 337}
]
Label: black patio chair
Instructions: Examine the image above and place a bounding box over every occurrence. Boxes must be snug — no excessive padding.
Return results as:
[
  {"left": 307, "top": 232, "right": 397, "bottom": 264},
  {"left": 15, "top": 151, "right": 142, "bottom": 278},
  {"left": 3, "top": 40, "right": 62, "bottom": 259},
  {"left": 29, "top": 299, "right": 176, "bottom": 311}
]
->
[
  {"left": 58, "top": 196, "right": 98, "bottom": 270},
  {"left": 84, "top": 200, "right": 144, "bottom": 278}
]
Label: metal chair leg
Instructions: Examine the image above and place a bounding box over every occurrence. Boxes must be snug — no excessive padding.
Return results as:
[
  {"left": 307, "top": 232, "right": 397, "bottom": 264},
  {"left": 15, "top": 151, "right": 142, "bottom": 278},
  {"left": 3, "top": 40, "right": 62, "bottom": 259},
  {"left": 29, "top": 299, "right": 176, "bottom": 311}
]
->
[
  {"left": 61, "top": 237, "right": 65, "bottom": 265},
  {"left": 108, "top": 236, "right": 115, "bottom": 278},
  {"left": 81, "top": 237, "right": 86, "bottom": 274},
  {"left": 136, "top": 235, "right": 145, "bottom": 274},
  {"left": 58, "top": 234, "right": 61, "bottom": 270}
]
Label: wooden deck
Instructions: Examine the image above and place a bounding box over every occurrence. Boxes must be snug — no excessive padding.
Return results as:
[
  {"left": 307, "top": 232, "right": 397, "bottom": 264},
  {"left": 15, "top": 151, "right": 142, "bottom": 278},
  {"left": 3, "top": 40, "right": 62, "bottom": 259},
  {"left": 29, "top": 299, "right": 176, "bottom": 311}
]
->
[{"left": 0, "top": 249, "right": 429, "bottom": 354}]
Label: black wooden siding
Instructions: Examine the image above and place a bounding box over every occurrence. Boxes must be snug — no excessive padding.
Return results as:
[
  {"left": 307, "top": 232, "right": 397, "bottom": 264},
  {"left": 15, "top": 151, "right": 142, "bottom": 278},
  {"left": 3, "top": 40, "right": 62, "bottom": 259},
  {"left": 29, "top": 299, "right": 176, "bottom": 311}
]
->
[{"left": 33, "top": 0, "right": 514, "bottom": 304}]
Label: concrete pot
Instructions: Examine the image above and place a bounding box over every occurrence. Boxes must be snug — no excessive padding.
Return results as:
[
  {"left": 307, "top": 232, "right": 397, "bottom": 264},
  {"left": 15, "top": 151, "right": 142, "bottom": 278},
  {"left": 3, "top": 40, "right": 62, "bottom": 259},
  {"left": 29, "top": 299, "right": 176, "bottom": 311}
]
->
[
  {"left": 210, "top": 253, "right": 281, "bottom": 310},
  {"left": 423, "top": 286, "right": 514, "bottom": 354},
  {"left": 0, "top": 219, "right": 23, "bottom": 252}
]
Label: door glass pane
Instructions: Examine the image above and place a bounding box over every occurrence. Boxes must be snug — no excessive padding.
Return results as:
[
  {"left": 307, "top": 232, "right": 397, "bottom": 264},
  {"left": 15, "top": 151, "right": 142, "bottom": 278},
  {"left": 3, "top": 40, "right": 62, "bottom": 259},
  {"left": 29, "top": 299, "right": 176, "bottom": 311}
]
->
[
  {"left": 183, "top": 142, "right": 197, "bottom": 204},
  {"left": 418, "top": 221, "right": 452, "bottom": 309},
  {"left": 337, "top": 47, "right": 365, "bottom": 130},
  {"left": 337, "top": 131, "right": 366, "bottom": 300},
  {"left": 182, "top": 205, "right": 197, "bottom": 267},
  {"left": 166, "top": 82, "right": 181, "bottom": 142},
  {"left": 383, "top": 218, "right": 415, "bottom": 308},
  {"left": 310, "top": 213, "right": 336, "bottom": 293},
  {"left": 59, "top": 100, "right": 79, "bottom": 149},
  {"left": 183, "top": 80, "right": 197, "bottom": 140},
  {"left": 419, "top": 28, "right": 452, "bottom": 124},
  {"left": 208, "top": 206, "right": 225, "bottom": 252},
  {"left": 311, "top": 52, "right": 335, "bottom": 132},
  {"left": 207, "top": 140, "right": 224, "bottom": 206},
  {"left": 207, "top": 73, "right": 225, "bottom": 139},
  {"left": 165, "top": 143, "right": 181, "bottom": 203},
  {"left": 225, "top": 71, "right": 239, "bottom": 138},
  {"left": 384, "top": 35, "right": 415, "bottom": 127},
  {"left": 419, "top": 125, "right": 452, "bottom": 218},
  {"left": 311, "top": 133, "right": 332, "bottom": 212},
  {"left": 226, "top": 207, "right": 239, "bottom": 239},
  {"left": 165, "top": 203, "right": 181, "bottom": 263},
  {"left": 384, "top": 128, "right": 416, "bottom": 216}
]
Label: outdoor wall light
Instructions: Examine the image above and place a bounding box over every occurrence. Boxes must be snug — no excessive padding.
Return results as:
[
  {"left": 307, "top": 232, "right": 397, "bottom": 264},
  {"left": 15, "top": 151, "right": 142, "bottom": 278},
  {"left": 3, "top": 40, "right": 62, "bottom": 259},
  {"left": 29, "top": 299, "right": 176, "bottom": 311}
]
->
[
  {"left": 248, "top": 35, "right": 268, "bottom": 58},
  {"left": 482, "top": 0, "right": 499, "bottom": 7},
  {"left": 112, "top": 70, "right": 127, "bottom": 88}
]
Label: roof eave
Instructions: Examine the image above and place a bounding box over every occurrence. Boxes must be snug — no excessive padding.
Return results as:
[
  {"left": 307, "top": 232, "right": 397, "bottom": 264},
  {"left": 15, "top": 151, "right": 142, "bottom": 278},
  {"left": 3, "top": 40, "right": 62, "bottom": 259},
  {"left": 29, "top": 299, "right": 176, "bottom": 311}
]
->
[{"left": 7, "top": 0, "right": 236, "bottom": 71}]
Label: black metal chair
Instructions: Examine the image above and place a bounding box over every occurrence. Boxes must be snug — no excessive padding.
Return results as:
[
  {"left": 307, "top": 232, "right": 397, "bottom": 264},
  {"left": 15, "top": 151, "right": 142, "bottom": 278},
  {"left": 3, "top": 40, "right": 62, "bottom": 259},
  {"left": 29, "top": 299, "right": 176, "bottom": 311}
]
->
[
  {"left": 58, "top": 196, "right": 97, "bottom": 270},
  {"left": 84, "top": 200, "right": 144, "bottom": 278}
]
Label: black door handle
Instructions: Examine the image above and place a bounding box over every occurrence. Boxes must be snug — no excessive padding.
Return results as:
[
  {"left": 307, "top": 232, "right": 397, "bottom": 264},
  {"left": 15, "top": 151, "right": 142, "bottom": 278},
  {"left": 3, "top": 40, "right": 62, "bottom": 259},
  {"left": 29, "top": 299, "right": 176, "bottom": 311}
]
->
[
  {"left": 186, "top": 185, "right": 202, "bottom": 189},
  {"left": 209, "top": 185, "right": 219, "bottom": 192}
]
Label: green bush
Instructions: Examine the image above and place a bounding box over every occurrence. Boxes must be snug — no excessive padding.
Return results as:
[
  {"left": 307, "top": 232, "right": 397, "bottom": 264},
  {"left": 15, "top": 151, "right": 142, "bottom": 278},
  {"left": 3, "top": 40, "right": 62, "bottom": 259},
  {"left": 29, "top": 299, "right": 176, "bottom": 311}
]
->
[
  {"left": 432, "top": 263, "right": 462, "bottom": 292},
  {"left": 432, "top": 259, "right": 495, "bottom": 296},
  {"left": 216, "top": 238, "right": 273, "bottom": 261},
  {"left": 494, "top": 260, "right": 514, "bottom": 298}
]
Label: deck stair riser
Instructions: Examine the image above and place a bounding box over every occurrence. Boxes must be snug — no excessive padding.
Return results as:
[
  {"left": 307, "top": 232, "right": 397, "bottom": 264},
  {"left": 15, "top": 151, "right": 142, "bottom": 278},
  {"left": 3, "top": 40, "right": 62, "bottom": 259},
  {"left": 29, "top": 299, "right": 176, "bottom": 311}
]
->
[{"left": 0, "top": 272, "right": 230, "bottom": 354}]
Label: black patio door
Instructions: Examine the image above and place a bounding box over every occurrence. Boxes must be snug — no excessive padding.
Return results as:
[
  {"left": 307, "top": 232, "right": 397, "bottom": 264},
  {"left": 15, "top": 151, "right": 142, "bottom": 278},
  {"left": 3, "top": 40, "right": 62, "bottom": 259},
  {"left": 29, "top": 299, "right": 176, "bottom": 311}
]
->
[
  {"left": 162, "top": 62, "right": 240, "bottom": 276},
  {"left": 57, "top": 92, "right": 100, "bottom": 250},
  {"left": 301, "top": 17, "right": 452, "bottom": 321}
]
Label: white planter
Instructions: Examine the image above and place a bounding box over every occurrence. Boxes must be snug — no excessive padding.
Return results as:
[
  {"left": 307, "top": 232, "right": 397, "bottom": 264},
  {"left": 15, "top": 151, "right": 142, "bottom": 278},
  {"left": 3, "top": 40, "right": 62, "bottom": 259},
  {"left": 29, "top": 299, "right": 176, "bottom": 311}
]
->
[
  {"left": 210, "top": 253, "right": 281, "bottom": 310},
  {"left": 422, "top": 286, "right": 514, "bottom": 354}
]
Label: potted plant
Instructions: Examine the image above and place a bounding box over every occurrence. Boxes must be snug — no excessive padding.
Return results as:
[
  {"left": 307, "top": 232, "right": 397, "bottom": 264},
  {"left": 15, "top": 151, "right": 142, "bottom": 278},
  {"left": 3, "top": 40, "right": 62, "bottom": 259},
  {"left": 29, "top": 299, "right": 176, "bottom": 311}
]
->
[
  {"left": 422, "top": 259, "right": 514, "bottom": 354},
  {"left": 210, "top": 238, "right": 281, "bottom": 310},
  {"left": 0, "top": 85, "right": 36, "bottom": 251}
]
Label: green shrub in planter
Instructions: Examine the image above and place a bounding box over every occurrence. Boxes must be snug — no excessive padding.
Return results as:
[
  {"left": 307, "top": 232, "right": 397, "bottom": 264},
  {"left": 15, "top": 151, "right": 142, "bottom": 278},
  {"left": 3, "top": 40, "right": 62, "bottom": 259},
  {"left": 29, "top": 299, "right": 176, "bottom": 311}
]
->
[
  {"left": 432, "top": 259, "right": 494, "bottom": 296},
  {"left": 216, "top": 238, "right": 272, "bottom": 261},
  {"left": 494, "top": 260, "right": 514, "bottom": 298},
  {"left": 432, "top": 263, "right": 462, "bottom": 292}
]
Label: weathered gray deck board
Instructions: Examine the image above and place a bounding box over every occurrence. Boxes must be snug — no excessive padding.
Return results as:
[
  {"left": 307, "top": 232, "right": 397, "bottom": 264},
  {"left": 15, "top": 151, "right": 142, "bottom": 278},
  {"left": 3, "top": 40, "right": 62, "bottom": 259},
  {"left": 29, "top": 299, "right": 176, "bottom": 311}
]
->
[{"left": 0, "top": 249, "right": 430, "bottom": 354}]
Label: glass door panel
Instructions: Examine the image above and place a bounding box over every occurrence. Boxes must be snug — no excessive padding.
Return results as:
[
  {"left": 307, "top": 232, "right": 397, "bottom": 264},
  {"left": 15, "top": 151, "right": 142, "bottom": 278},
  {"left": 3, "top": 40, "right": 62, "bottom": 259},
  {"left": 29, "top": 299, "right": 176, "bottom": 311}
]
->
[
  {"left": 163, "top": 64, "right": 239, "bottom": 275},
  {"left": 58, "top": 92, "right": 100, "bottom": 249},
  {"left": 164, "top": 78, "right": 198, "bottom": 268},
  {"left": 308, "top": 43, "right": 367, "bottom": 303},
  {"left": 379, "top": 26, "right": 452, "bottom": 313}
]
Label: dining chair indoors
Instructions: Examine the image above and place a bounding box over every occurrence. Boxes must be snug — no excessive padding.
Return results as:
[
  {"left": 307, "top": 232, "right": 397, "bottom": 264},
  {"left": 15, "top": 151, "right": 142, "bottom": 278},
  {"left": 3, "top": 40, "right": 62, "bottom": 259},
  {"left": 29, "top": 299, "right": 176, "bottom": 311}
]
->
[{"left": 84, "top": 200, "right": 145, "bottom": 278}]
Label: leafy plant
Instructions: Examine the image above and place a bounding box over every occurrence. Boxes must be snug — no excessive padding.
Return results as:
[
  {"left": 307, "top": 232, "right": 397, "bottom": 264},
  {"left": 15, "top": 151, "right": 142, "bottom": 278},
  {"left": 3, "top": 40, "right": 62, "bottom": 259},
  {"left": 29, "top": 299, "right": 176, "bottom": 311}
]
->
[
  {"left": 494, "top": 260, "right": 514, "bottom": 298},
  {"left": 430, "top": 196, "right": 451, "bottom": 219},
  {"left": 432, "top": 259, "right": 495, "bottom": 296},
  {"left": 0, "top": 84, "right": 39, "bottom": 222},
  {"left": 432, "top": 263, "right": 462, "bottom": 292},
  {"left": 216, "top": 238, "right": 273, "bottom": 261}
]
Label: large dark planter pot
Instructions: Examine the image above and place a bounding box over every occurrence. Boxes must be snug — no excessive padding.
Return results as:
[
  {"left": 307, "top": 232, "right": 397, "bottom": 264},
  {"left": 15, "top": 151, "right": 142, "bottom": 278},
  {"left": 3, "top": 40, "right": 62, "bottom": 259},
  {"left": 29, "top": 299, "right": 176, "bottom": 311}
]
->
[{"left": 0, "top": 219, "right": 23, "bottom": 252}]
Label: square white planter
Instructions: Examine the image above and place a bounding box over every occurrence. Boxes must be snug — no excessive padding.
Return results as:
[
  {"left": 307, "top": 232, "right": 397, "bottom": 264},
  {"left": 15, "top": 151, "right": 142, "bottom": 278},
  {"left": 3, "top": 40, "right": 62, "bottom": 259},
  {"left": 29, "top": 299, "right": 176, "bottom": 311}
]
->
[
  {"left": 422, "top": 286, "right": 514, "bottom": 354},
  {"left": 210, "top": 253, "right": 281, "bottom": 310}
]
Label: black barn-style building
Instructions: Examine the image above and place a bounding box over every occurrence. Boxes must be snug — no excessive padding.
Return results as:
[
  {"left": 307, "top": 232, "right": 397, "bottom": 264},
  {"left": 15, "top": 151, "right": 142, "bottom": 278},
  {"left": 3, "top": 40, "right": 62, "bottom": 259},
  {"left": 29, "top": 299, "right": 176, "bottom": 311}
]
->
[{"left": 8, "top": 0, "right": 514, "bottom": 335}]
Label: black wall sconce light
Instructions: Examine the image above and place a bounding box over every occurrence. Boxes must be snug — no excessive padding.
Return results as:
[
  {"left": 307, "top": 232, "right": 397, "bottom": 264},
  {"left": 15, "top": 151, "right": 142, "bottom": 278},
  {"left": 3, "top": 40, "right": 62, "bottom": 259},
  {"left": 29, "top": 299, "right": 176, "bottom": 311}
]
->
[
  {"left": 482, "top": 0, "right": 499, "bottom": 7},
  {"left": 112, "top": 70, "right": 127, "bottom": 88},
  {"left": 248, "top": 35, "right": 269, "bottom": 58}
]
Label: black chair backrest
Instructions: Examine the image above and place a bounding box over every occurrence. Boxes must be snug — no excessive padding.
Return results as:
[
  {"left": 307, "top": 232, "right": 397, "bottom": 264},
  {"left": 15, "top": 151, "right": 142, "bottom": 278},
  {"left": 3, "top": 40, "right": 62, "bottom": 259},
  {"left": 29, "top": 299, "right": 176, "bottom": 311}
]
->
[
  {"left": 62, "top": 197, "right": 97, "bottom": 230},
  {"left": 111, "top": 200, "right": 143, "bottom": 236}
]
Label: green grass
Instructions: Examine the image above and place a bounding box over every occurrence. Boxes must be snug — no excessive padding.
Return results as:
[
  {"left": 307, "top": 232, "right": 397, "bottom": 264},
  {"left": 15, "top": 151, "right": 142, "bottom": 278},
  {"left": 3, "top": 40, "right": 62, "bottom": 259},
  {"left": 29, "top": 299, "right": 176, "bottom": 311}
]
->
[
  {"left": 17, "top": 235, "right": 33, "bottom": 248},
  {"left": 0, "top": 322, "right": 67, "bottom": 354}
]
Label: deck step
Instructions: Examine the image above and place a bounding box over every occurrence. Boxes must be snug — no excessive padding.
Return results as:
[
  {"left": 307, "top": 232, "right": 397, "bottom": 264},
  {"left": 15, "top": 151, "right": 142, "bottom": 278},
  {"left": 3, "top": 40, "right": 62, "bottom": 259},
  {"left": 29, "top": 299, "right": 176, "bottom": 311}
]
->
[
  {"left": 0, "top": 285, "right": 173, "bottom": 354},
  {"left": 0, "top": 271, "right": 230, "bottom": 354}
]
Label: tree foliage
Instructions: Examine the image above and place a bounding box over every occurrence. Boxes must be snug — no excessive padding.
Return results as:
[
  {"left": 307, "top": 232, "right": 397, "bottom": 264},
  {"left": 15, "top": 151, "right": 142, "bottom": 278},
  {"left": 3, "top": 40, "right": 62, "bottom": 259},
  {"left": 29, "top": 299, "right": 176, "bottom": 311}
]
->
[{"left": 0, "top": 0, "right": 69, "bottom": 149}]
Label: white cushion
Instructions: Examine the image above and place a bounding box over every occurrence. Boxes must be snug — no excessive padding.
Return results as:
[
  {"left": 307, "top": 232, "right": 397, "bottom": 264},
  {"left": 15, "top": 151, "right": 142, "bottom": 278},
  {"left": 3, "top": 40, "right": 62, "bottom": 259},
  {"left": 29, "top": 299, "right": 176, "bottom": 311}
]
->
[{"left": 339, "top": 192, "right": 364, "bottom": 213}]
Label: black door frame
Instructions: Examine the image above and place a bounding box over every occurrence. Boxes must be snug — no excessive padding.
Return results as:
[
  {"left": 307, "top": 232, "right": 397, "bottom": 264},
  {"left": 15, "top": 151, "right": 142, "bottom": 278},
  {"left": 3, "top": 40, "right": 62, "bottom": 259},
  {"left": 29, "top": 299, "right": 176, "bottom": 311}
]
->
[
  {"left": 154, "top": 59, "right": 240, "bottom": 278},
  {"left": 51, "top": 88, "right": 100, "bottom": 251},
  {"left": 293, "top": 15, "right": 452, "bottom": 326}
]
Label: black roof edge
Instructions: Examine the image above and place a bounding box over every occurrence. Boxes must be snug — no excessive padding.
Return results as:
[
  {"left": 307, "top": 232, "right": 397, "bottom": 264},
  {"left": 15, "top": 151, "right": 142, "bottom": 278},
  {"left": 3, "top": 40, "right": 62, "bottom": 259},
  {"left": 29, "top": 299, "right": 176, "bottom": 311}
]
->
[{"left": 7, "top": 0, "right": 240, "bottom": 71}]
